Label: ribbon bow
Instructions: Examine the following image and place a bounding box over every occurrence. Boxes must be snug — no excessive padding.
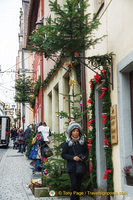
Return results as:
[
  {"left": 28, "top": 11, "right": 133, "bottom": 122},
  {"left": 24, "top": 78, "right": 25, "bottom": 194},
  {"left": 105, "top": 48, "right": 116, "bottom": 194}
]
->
[
  {"left": 103, "top": 170, "right": 111, "bottom": 179},
  {"left": 99, "top": 88, "right": 107, "bottom": 98},
  {"left": 88, "top": 99, "right": 91, "bottom": 104},
  {"left": 102, "top": 114, "right": 107, "bottom": 124},
  {"left": 94, "top": 73, "right": 101, "bottom": 84},
  {"left": 104, "top": 138, "right": 109, "bottom": 147}
]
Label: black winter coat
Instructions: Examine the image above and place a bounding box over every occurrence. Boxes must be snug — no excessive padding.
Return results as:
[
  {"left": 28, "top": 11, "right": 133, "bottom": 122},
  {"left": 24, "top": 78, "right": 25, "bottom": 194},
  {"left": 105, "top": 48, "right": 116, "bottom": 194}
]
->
[{"left": 61, "top": 141, "right": 89, "bottom": 173}]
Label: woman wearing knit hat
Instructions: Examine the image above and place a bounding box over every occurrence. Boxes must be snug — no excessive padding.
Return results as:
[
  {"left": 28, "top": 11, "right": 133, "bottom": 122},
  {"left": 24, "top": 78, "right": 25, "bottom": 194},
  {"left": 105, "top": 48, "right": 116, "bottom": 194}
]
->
[{"left": 62, "top": 121, "right": 88, "bottom": 200}]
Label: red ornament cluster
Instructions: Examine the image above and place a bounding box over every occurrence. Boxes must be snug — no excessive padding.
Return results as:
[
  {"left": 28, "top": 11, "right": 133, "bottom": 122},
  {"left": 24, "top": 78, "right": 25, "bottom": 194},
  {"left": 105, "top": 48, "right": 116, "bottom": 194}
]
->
[
  {"left": 88, "top": 119, "right": 93, "bottom": 127},
  {"left": 94, "top": 73, "right": 101, "bottom": 84},
  {"left": 88, "top": 139, "right": 91, "bottom": 149}
]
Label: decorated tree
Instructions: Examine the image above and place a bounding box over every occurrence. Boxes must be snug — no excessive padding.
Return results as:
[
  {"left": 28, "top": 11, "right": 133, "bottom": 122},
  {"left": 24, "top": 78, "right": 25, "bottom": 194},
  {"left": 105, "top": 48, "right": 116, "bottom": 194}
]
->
[
  {"left": 44, "top": 80, "right": 90, "bottom": 191},
  {"left": 28, "top": 0, "right": 103, "bottom": 58},
  {"left": 15, "top": 74, "right": 33, "bottom": 128},
  {"left": 57, "top": 79, "right": 89, "bottom": 129}
]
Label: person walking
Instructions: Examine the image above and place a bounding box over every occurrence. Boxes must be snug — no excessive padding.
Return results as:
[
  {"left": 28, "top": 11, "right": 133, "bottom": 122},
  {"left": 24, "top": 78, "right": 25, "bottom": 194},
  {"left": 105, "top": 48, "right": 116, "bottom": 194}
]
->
[
  {"left": 38, "top": 122, "right": 51, "bottom": 142},
  {"left": 62, "top": 121, "right": 89, "bottom": 200},
  {"left": 23, "top": 125, "right": 32, "bottom": 152},
  {"left": 18, "top": 127, "right": 25, "bottom": 153},
  {"left": 38, "top": 122, "right": 51, "bottom": 158}
]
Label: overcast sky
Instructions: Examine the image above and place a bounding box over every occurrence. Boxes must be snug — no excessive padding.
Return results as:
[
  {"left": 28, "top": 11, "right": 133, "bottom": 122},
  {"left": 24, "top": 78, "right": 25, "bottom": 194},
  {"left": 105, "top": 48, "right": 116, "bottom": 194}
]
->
[{"left": 0, "top": 0, "right": 22, "bottom": 104}]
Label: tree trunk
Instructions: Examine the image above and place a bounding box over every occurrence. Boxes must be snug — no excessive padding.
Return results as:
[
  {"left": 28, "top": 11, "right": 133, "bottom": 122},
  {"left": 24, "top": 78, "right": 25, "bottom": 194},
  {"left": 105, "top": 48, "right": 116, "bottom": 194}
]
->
[{"left": 22, "top": 103, "right": 25, "bottom": 130}]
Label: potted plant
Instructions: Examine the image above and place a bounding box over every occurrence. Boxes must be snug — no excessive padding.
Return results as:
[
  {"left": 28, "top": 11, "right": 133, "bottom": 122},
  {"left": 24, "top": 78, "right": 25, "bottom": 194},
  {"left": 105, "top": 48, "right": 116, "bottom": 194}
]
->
[{"left": 124, "top": 156, "right": 133, "bottom": 186}]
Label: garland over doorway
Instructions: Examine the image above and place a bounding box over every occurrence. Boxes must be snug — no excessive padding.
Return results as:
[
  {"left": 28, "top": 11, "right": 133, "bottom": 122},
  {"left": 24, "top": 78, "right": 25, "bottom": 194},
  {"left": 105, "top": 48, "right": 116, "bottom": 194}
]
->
[{"left": 88, "top": 57, "right": 114, "bottom": 192}]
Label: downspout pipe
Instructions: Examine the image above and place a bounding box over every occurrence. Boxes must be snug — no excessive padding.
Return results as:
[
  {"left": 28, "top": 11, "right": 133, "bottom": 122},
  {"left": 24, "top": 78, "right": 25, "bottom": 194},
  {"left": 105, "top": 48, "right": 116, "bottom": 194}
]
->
[
  {"left": 80, "top": 0, "right": 87, "bottom": 134},
  {"left": 80, "top": 53, "right": 87, "bottom": 134},
  {"left": 40, "top": 55, "right": 44, "bottom": 122}
]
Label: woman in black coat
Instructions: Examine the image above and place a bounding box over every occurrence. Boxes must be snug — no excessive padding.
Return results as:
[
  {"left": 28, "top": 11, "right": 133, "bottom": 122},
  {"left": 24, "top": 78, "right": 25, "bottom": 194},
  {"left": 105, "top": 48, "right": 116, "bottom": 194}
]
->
[{"left": 62, "top": 121, "right": 88, "bottom": 200}]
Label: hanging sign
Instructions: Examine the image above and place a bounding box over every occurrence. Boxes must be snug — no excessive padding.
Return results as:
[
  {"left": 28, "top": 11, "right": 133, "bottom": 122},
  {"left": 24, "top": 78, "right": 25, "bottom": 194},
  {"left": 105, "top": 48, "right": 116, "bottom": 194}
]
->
[{"left": 110, "top": 104, "right": 118, "bottom": 145}]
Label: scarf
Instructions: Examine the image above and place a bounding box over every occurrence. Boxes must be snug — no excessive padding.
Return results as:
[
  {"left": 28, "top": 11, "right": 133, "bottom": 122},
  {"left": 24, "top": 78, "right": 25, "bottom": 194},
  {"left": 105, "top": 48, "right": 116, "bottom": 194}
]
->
[
  {"left": 71, "top": 136, "right": 80, "bottom": 142},
  {"left": 66, "top": 136, "right": 85, "bottom": 146}
]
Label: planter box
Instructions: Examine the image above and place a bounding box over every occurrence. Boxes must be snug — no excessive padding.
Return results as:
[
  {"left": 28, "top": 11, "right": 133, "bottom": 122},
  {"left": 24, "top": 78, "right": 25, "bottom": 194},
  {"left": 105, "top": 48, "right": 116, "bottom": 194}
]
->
[
  {"left": 126, "top": 176, "right": 133, "bottom": 186},
  {"left": 33, "top": 186, "right": 49, "bottom": 197}
]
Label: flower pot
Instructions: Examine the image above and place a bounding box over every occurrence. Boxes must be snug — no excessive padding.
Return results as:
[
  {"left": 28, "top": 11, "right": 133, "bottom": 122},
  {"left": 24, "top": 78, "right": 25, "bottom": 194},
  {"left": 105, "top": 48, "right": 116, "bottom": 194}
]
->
[{"left": 126, "top": 176, "right": 133, "bottom": 186}]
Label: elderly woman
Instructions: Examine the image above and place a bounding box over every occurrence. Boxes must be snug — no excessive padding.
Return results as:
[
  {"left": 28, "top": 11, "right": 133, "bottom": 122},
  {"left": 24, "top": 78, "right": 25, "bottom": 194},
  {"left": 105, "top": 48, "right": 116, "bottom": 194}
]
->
[{"left": 62, "top": 121, "right": 88, "bottom": 200}]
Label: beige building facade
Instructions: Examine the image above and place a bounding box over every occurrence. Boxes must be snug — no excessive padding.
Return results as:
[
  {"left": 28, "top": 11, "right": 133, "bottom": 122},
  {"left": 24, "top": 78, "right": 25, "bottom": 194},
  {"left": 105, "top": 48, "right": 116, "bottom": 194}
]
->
[
  {"left": 85, "top": 0, "right": 133, "bottom": 199},
  {"left": 44, "top": 62, "right": 81, "bottom": 133}
]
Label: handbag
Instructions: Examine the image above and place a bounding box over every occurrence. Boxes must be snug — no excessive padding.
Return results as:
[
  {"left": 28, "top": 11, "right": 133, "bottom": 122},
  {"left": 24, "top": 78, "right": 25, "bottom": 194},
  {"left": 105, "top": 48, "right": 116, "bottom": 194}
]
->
[
  {"left": 75, "top": 161, "right": 87, "bottom": 175},
  {"left": 72, "top": 145, "right": 87, "bottom": 175},
  {"left": 18, "top": 136, "right": 24, "bottom": 141}
]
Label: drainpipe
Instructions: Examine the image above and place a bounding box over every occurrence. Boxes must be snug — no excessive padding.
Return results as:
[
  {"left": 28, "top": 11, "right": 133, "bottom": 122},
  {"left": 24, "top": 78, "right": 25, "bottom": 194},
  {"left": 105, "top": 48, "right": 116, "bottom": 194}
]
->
[
  {"left": 40, "top": 55, "right": 43, "bottom": 122},
  {"left": 80, "top": 53, "right": 87, "bottom": 134},
  {"left": 22, "top": 49, "right": 25, "bottom": 130},
  {"left": 79, "top": 0, "right": 87, "bottom": 134}
]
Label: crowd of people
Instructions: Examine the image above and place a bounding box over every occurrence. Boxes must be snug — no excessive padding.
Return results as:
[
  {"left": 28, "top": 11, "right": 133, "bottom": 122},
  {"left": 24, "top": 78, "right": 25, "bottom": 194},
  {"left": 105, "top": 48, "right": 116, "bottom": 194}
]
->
[
  {"left": 10, "top": 125, "right": 33, "bottom": 153},
  {"left": 10, "top": 122, "right": 52, "bottom": 172}
]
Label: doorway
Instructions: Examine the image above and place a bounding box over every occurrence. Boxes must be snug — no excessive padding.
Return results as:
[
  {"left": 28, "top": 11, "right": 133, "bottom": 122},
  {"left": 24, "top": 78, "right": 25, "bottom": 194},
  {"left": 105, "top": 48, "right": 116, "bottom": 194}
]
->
[{"left": 95, "top": 85, "right": 107, "bottom": 189}]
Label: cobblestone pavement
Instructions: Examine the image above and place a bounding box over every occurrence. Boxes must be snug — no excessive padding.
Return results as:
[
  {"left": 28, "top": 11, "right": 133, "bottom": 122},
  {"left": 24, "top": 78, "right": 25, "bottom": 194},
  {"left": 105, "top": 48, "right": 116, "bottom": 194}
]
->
[
  {"left": 0, "top": 143, "right": 94, "bottom": 200},
  {"left": 0, "top": 145, "right": 33, "bottom": 200},
  {"left": 0, "top": 146, "right": 7, "bottom": 162}
]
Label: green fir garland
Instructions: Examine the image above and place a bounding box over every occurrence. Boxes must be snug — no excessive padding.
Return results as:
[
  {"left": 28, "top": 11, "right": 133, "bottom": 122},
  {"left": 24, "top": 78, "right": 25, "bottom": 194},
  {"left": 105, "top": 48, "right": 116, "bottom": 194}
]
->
[
  {"left": 30, "top": 76, "right": 41, "bottom": 108},
  {"left": 42, "top": 55, "right": 72, "bottom": 87},
  {"left": 88, "top": 62, "right": 114, "bottom": 192}
]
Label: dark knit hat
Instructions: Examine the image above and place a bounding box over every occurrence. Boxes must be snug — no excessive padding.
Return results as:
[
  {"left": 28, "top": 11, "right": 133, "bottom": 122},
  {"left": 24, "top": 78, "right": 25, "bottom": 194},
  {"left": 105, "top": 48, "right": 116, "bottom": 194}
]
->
[{"left": 67, "top": 121, "right": 82, "bottom": 136}]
